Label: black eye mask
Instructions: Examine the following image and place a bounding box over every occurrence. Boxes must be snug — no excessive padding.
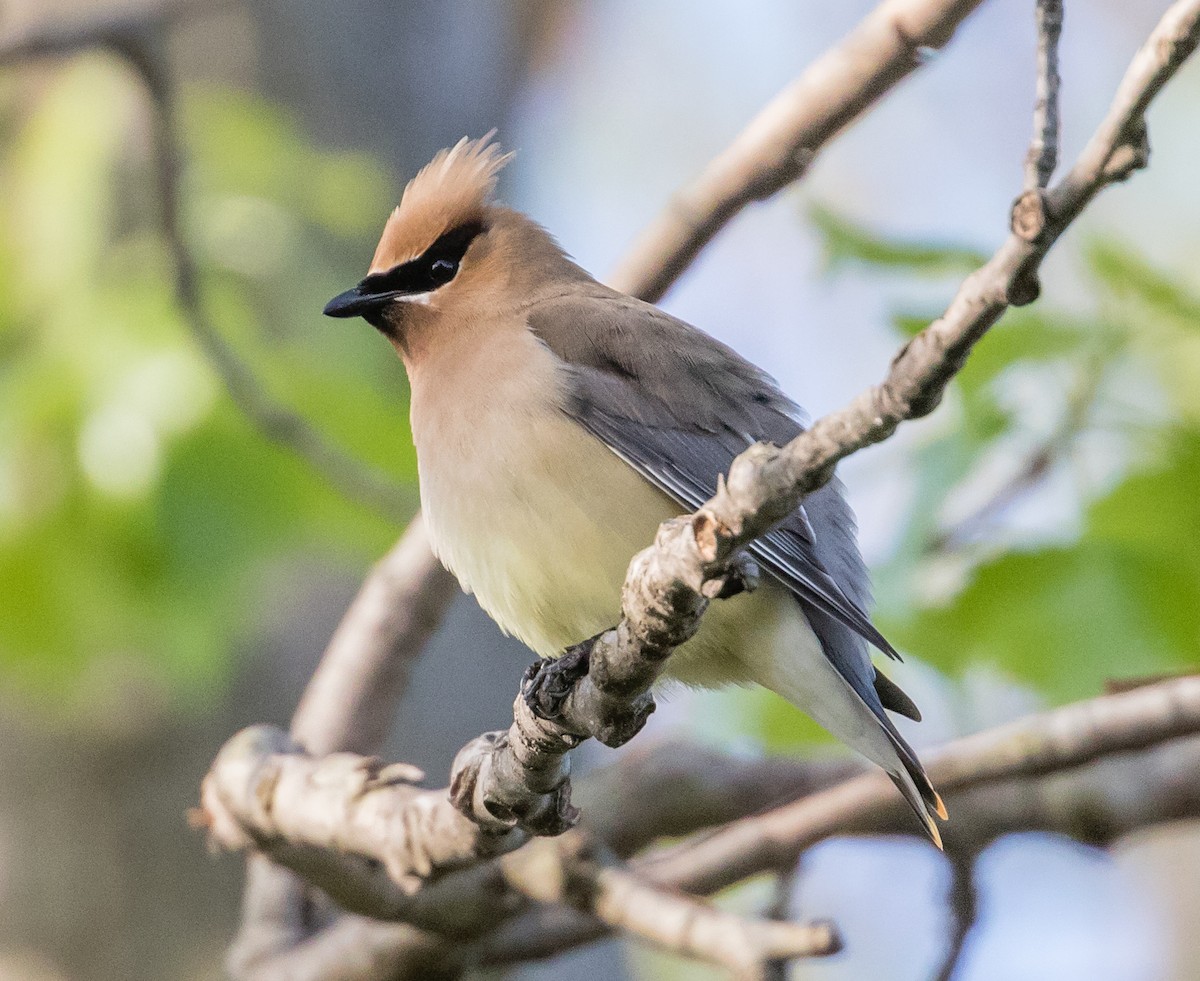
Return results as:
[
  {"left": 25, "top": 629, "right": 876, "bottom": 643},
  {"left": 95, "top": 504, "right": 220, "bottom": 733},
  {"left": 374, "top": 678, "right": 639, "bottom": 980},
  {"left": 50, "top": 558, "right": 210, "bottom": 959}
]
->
[
  {"left": 324, "top": 220, "right": 485, "bottom": 319},
  {"left": 358, "top": 220, "right": 485, "bottom": 297}
]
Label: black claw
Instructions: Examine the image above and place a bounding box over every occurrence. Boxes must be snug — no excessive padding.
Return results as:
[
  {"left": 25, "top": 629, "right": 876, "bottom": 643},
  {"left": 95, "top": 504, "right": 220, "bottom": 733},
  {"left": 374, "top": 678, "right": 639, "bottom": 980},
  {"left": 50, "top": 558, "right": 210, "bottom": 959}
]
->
[
  {"left": 522, "top": 635, "right": 598, "bottom": 722},
  {"left": 703, "top": 554, "right": 760, "bottom": 600}
]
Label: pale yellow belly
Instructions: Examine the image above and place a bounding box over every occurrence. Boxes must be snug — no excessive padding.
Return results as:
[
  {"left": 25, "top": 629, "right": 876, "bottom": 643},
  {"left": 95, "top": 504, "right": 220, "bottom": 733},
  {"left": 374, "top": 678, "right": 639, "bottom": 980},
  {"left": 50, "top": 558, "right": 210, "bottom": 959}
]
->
[
  {"left": 420, "top": 403, "right": 809, "bottom": 688},
  {"left": 408, "top": 325, "right": 817, "bottom": 690}
]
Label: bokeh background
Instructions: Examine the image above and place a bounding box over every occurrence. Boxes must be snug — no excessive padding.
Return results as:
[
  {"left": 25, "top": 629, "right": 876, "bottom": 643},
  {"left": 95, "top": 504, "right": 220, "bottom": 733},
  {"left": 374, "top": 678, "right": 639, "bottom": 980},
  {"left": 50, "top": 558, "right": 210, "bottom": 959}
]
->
[{"left": 1, "top": 1, "right": 1199, "bottom": 979}]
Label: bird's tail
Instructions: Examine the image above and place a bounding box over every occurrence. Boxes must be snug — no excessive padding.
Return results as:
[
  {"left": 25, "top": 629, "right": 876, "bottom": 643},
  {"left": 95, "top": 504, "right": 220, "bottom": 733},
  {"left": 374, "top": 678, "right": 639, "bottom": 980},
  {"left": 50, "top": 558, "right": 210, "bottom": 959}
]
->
[
  {"left": 879, "top": 718, "right": 947, "bottom": 849},
  {"left": 734, "top": 598, "right": 947, "bottom": 846}
]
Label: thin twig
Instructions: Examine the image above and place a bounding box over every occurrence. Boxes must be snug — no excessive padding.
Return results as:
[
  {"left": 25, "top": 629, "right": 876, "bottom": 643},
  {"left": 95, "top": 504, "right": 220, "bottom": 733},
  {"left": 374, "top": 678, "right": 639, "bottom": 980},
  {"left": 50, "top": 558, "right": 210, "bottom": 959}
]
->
[
  {"left": 927, "top": 354, "right": 1106, "bottom": 553},
  {"left": 1025, "top": 0, "right": 1064, "bottom": 190},
  {"left": 932, "top": 852, "right": 979, "bottom": 981},
  {"left": 500, "top": 836, "right": 840, "bottom": 973}
]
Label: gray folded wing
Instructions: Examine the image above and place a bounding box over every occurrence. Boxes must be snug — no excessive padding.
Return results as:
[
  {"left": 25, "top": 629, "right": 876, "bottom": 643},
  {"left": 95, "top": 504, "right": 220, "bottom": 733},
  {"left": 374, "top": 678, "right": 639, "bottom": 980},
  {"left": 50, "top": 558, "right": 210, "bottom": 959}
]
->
[{"left": 527, "top": 288, "right": 913, "bottom": 719}]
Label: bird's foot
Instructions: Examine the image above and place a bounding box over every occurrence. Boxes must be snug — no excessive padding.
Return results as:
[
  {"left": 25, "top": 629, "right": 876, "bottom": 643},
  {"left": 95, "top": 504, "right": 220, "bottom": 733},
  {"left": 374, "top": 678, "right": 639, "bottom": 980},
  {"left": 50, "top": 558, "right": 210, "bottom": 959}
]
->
[
  {"left": 701, "top": 552, "right": 760, "bottom": 600},
  {"left": 521, "top": 634, "right": 597, "bottom": 723}
]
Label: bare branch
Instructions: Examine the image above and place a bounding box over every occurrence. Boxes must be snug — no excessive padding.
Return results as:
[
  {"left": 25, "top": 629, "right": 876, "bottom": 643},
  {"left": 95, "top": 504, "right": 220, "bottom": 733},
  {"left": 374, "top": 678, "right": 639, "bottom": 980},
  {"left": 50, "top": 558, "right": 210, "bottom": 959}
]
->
[
  {"left": 204, "top": 676, "right": 1200, "bottom": 969},
  {"left": 1025, "top": 0, "right": 1064, "bottom": 190},
  {"left": 642, "top": 677, "right": 1200, "bottom": 894},
  {"left": 449, "top": 0, "right": 1200, "bottom": 844},
  {"left": 203, "top": 734, "right": 852, "bottom": 920},
  {"left": 480, "top": 679, "right": 1200, "bottom": 965},
  {"left": 501, "top": 835, "right": 840, "bottom": 975},
  {"left": 201, "top": 725, "right": 517, "bottom": 909},
  {"left": 573, "top": 739, "right": 855, "bottom": 858},
  {"left": 291, "top": 518, "right": 459, "bottom": 757},
  {"left": 607, "top": 0, "right": 989, "bottom": 302}
]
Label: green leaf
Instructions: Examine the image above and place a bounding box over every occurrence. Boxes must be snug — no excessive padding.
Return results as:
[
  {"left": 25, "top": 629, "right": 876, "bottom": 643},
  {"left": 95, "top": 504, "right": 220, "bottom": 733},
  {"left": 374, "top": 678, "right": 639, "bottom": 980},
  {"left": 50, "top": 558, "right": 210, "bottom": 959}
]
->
[
  {"left": 1089, "top": 429, "right": 1200, "bottom": 575},
  {"left": 809, "top": 204, "right": 987, "bottom": 275},
  {"left": 1088, "top": 240, "right": 1200, "bottom": 329},
  {"left": 887, "top": 541, "right": 1190, "bottom": 700}
]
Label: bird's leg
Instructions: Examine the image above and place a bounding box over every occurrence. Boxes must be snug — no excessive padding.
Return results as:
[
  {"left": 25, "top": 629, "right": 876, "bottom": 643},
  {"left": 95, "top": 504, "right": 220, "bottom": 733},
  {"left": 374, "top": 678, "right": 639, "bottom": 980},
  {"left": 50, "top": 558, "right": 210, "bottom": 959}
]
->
[{"left": 522, "top": 634, "right": 599, "bottom": 723}]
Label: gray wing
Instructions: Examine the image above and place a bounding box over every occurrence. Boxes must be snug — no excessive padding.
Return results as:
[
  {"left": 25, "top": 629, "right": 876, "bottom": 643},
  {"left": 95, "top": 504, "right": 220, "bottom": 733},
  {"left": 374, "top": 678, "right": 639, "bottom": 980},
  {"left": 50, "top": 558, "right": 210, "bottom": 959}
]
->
[{"left": 527, "top": 288, "right": 917, "bottom": 720}]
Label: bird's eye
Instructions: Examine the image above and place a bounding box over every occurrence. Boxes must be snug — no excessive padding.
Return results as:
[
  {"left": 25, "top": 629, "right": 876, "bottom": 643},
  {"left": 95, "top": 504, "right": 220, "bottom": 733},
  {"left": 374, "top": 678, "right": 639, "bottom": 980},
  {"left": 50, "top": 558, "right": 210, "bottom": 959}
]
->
[{"left": 429, "top": 258, "right": 458, "bottom": 284}]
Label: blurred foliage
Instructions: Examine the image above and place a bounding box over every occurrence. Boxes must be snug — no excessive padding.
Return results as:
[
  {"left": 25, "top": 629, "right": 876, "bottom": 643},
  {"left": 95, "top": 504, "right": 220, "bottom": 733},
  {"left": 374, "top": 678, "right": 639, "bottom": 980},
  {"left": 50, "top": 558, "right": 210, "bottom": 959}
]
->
[
  {"left": 0, "top": 56, "right": 415, "bottom": 710},
  {"left": 808, "top": 203, "right": 1200, "bottom": 703},
  {"left": 810, "top": 204, "right": 988, "bottom": 276}
]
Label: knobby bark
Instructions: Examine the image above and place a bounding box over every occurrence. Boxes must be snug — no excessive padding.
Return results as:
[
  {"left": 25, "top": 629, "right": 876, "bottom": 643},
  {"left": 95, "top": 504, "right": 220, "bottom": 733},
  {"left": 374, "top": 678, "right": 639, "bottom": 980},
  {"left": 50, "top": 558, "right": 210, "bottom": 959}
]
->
[{"left": 205, "top": 677, "right": 1200, "bottom": 963}]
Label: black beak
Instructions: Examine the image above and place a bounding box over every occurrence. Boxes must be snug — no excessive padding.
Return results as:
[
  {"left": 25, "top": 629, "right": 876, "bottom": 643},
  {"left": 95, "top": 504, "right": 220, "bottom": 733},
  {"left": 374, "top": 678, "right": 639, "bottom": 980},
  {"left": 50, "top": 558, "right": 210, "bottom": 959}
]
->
[{"left": 323, "top": 284, "right": 400, "bottom": 319}]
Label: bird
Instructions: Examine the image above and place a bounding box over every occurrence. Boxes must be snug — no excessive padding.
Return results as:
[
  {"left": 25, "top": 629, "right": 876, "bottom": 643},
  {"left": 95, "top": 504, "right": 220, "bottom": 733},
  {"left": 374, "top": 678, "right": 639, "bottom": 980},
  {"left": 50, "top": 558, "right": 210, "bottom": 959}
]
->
[{"left": 324, "top": 136, "right": 946, "bottom": 845}]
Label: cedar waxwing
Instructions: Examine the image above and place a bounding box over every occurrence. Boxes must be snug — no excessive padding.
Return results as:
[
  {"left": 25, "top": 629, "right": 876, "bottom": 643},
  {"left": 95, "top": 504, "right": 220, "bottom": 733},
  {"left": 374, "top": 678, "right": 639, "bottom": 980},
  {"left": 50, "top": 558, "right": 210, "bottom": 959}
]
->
[{"left": 325, "top": 138, "right": 945, "bottom": 845}]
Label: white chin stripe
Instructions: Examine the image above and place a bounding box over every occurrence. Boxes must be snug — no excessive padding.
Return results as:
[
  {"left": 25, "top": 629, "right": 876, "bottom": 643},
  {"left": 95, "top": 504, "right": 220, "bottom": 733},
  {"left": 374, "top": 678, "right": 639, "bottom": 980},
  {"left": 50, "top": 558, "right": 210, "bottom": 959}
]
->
[{"left": 400, "top": 291, "right": 434, "bottom": 305}]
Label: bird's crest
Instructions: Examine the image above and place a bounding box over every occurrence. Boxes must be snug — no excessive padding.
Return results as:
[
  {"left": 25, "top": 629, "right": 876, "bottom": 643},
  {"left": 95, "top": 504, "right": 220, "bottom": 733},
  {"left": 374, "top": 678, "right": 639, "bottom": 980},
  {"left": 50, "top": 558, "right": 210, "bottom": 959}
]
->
[{"left": 370, "top": 134, "right": 512, "bottom": 273}]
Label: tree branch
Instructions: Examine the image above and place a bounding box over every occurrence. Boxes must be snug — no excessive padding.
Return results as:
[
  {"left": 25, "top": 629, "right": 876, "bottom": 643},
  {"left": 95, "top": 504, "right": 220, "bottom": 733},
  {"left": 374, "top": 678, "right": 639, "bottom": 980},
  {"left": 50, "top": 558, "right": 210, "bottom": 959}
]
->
[
  {"left": 448, "top": 0, "right": 1200, "bottom": 844},
  {"left": 500, "top": 836, "right": 840, "bottom": 976},
  {"left": 479, "top": 678, "right": 1200, "bottom": 965},
  {"left": 1024, "top": 0, "right": 1063, "bottom": 190},
  {"left": 202, "top": 734, "right": 853, "bottom": 922},
  {"left": 607, "top": 0, "right": 989, "bottom": 302},
  {"left": 203, "top": 675, "right": 1200, "bottom": 970},
  {"left": 641, "top": 676, "right": 1200, "bottom": 894}
]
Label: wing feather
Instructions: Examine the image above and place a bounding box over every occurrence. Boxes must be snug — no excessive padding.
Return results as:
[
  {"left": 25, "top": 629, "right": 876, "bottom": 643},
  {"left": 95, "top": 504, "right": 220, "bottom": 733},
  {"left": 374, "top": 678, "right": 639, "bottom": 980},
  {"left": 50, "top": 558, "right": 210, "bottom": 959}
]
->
[{"left": 526, "top": 289, "right": 905, "bottom": 715}]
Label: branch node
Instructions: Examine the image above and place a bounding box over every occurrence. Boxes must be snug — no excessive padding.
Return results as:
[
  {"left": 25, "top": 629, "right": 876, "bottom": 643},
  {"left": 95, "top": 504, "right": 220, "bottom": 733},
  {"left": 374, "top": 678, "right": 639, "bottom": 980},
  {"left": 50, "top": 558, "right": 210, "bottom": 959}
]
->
[
  {"left": 1010, "top": 188, "right": 1050, "bottom": 242},
  {"left": 1103, "top": 121, "right": 1151, "bottom": 182},
  {"left": 593, "top": 693, "right": 656, "bottom": 748},
  {"left": 1007, "top": 270, "right": 1042, "bottom": 307}
]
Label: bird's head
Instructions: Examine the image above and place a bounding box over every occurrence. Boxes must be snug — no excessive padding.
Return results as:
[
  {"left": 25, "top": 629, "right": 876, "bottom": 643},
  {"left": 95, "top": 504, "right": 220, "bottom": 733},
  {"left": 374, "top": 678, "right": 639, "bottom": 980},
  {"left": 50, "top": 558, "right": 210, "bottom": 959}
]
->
[{"left": 324, "top": 135, "right": 582, "bottom": 355}]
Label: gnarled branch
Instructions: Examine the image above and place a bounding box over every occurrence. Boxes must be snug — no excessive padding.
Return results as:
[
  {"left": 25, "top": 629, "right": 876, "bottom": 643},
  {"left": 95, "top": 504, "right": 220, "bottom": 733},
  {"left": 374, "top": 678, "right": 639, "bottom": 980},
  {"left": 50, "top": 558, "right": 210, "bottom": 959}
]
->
[{"left": 479, "top": 677, "right": 1200, "bottom": 965}]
